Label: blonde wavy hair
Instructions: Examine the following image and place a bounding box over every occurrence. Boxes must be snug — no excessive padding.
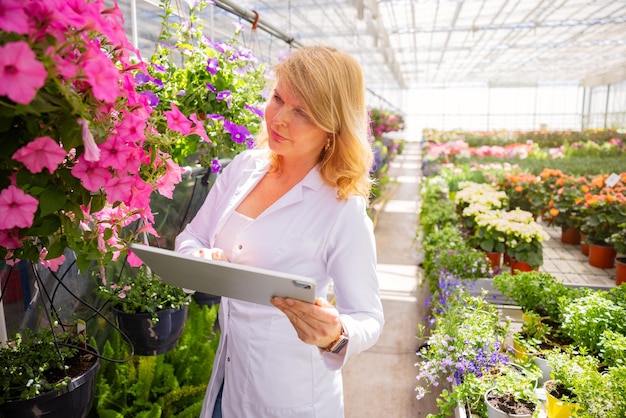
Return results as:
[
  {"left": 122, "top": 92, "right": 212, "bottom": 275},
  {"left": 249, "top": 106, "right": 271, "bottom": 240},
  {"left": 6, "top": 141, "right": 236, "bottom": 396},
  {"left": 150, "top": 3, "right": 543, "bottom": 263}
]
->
[{"left": 257, "top": 46, "right": 374, "bottom": 202}]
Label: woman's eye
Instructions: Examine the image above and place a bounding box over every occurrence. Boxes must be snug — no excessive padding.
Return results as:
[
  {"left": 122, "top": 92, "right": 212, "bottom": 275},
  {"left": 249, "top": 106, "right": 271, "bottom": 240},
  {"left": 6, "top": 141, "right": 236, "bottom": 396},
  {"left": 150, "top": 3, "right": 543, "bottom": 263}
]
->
[{"left": 273, "top": 94, "right": 283, "bottom": 103}]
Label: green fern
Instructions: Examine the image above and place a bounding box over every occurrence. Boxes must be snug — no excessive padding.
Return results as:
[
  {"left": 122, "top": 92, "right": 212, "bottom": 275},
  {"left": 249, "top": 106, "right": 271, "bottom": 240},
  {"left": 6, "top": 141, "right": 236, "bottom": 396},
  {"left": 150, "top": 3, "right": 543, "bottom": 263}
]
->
[{"left": 93, "top": 301, "right": 219, "bottom": 417}]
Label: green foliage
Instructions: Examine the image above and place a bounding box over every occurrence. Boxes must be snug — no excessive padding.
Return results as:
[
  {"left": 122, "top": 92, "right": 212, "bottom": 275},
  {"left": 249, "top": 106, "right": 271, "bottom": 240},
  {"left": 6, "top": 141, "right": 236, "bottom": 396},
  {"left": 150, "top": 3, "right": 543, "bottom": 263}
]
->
[
  {"left": 545, "top": 348, "right": 626, "bottom": 418},
  {"left": 559, "top": 290, "right": 626, "bottom": 359},
  {"left": 143, "top": 0, "right": 266, "bottom": 167},
  {"left": 0, "top": 326, "right": 83, "bottom": 402},
  {"left": 97, "top": 264, "right": 191, "bottom": 323},
  {"left": 492, "top": 271, "right": 574, "bottom": 321},
  {"left": 94, "top": 301, "right": 219, "bottom": 417}
]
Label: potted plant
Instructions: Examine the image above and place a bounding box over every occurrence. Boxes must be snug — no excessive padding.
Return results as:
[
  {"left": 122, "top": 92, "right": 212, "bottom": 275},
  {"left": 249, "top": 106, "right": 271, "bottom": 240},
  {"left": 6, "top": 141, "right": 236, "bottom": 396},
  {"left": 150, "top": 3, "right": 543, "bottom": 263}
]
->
[
  {"left": 97, "top": 263, "right": 191, "bottom": 356},
  {"left": 469, "top": 210, "right": 508, "bottom": 269},
  {"left": 138, "top": 0, "right": 266, "bottom": 171},
  {"left": 579, "top": 173, "right": 626, "bottom": 268},
  {"left": 0, "top": 0, "right": 184, "bottom": 274},
  {"left": 483, "top": 363, "right": 538, "bottom": 418},
  {"left": 502, "top": 213, "right": 550, "bottom": 271},
  {"left": 0, "top": 325, "right": 100, "bottom": 418},
  {"left": 544, "top": 348, "right": 625, "bottom": 418},
  {"left": 559, "top": 289, "right": 626, "bottom": 361},
  {"left": 544, "top": 174, "right": 587, "bottom": 244}
]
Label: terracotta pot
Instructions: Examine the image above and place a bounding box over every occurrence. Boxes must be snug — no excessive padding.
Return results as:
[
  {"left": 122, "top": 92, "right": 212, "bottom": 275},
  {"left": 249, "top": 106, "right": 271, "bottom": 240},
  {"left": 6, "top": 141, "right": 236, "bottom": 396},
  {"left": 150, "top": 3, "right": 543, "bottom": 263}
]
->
[
  {"left": 588, "top": 244, "right": 616, "bottom": 269},
  {"left": 510, "top": 259, "right": 536, "bottom": 274},
  {"left": 503, "top": 252, "right": 511, "bottom": 266},
  {"left": 560, "top": 226, "right": 581, "bottom": 245},
  {"left": 616, "top": 257, "right": 626, "bottom": 286},
  {"left": 580, "top": 234, "right": 589, "bottom": 256},
  {"left": 485, "top": 252, "right": 502, "bottom": 270}
]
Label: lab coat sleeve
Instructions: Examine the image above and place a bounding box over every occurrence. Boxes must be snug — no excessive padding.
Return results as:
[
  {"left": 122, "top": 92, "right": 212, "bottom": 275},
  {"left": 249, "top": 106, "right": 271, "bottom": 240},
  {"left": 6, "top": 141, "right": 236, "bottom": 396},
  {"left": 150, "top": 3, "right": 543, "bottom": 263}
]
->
[{"left": 320, "top": 196, "right": 384, "bottom": 370}]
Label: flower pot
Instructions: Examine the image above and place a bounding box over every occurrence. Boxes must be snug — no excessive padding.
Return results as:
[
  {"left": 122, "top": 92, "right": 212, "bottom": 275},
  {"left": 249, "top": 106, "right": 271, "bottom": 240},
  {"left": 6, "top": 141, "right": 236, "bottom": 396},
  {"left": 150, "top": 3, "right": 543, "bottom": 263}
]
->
[
  {"left": 0, "top": 346, "right": 100, "bottom": 418},
  {"left": 484, "top": 387, "right": 536, "bottom": 418},
  {"left": 510, "top": 259, "right": 536, "bottom": 274},
  {"left": 616, "top": 257, "right": 626, "bottom": 286},
  {"left": 580, "top": 234, "right": 589, "bottom": 256},
  {"left": 533, "top": 356, "right": 551, "bottom": 386},
  {"left": 192, "top": 292, "right": 221, "bottom": 307},
  {"left": 544, "top": 380, "right": 578, "bottom": 418},
  {"left": 560, "top": 226, "right": 580, "bottom": 245},
  {"left": 503, "top": 252, "right": 511, "bottom": 266},
  {"left": 113, "top": 305, "right": 188, "bottom": 356},
  {"left": 588, "top": 244, "right": 616, "bottom": 269},
  {"left": 485, "top": 252, "right": 503, "bottom": 270}
]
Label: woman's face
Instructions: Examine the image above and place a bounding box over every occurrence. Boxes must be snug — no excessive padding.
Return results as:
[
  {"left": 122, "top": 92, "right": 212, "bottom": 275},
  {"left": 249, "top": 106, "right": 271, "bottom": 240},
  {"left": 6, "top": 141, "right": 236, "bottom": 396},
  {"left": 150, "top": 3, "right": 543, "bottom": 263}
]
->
[{"left": 264, "top": 79, "right": 328, "bottom": 165}]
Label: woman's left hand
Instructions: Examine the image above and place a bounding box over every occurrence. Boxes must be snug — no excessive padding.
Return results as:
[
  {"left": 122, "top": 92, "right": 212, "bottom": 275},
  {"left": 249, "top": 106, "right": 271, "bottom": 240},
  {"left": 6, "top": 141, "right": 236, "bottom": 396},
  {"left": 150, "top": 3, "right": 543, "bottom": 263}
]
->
[{"left": 271, "top": 296, "right": 343, "bottom": 349}]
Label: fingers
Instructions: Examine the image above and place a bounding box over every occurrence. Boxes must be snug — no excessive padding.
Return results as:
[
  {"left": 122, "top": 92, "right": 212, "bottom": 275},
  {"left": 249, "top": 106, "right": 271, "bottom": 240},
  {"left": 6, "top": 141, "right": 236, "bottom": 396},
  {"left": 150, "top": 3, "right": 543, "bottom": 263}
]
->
[
  {"left": 193, "top": 247, "right": 228, "bottom": 261},
  {"left": 272, "top": 296, "right": 341, "bottom": 346}
]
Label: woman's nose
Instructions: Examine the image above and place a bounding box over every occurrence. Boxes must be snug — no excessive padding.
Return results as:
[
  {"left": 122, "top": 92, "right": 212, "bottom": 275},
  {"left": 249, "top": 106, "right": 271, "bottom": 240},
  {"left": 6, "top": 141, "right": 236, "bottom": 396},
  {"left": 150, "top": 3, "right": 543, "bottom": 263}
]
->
[{"left": 272, "top": 106, "right": 289, "bottom": 126}]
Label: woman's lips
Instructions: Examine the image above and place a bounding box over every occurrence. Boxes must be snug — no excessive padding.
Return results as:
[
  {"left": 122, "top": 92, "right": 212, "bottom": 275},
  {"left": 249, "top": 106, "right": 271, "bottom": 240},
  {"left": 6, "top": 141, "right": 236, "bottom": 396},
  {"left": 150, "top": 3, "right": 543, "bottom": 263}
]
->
[{"left": 270, "top": 128, "right": 288, "bottom": 142}]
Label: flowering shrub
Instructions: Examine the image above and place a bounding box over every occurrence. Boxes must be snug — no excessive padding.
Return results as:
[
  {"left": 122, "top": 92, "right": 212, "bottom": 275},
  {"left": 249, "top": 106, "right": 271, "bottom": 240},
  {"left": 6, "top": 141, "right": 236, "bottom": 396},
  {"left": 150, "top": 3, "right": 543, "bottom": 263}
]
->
[
  {"left": 139, "top": 0, "right": 266, "bottom": 170},
  {"left": 503, "top": 209, "right": 550, "bottom": 268},
  {"left": 579, "top": 173, "right": 626, "bottom": 245},
  {"left": 0, "top": 0, "right": 182, "bottom": 272},
  {"left": 497, "top": 171, "right": 544, "bottom": 215},
  {"left": 368, "top": 107, "right": 404, "bottom": 141}
]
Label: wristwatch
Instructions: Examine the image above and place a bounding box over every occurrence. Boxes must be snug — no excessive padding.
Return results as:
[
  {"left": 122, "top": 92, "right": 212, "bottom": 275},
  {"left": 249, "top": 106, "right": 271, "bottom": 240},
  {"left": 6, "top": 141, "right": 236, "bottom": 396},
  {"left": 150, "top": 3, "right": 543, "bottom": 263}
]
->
[{"left": 322, "top": 324, "right": 349, "bottom": 354}]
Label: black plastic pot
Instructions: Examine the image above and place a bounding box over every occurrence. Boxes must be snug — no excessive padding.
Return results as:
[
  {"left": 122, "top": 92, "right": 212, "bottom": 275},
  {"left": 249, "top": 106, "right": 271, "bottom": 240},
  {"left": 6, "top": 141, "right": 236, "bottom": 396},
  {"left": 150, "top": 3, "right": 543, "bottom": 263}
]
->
[
  {"left": 113, "top": 305, "right": 188, "bottom": 356},
  {"left": 192, "top": 292, "right": 221, "bottom": 307},
  {"left": 0, "top": 346, "right": 101, "bottom": 418}
]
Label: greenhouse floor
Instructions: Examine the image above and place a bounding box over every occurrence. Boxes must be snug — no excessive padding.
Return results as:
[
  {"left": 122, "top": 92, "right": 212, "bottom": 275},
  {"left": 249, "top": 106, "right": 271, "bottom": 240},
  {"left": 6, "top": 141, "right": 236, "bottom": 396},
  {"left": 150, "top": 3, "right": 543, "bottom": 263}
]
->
[
  {"left": 341, "top": 140, "right": 618, "bottom": 418},
  {"left": 540, "top": 222, "right": 616, "bottom": 288}
]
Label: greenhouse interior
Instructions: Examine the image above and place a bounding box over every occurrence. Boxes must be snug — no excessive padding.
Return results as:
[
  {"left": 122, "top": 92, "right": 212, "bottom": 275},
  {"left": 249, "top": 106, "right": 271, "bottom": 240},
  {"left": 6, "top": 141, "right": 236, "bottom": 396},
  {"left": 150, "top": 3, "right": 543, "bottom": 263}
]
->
[{"left": 1, "top": 0, "right": 625, "bottom": 417}]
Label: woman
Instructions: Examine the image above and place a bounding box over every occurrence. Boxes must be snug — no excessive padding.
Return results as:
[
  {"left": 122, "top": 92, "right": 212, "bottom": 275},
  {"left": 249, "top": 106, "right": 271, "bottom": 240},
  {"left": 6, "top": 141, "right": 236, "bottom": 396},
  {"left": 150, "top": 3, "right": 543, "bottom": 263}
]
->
[{"left": 175, "top": 45, "right": 384, "bottom": 417}]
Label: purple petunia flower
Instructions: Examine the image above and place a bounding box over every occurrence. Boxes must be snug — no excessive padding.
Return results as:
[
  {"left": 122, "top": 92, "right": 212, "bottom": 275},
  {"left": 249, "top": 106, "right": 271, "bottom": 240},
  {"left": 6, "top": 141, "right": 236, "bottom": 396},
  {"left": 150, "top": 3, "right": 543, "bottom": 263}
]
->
[
  {"left": 211, "top": 158, "right": 221, "bottom": 173},
  {"left": 223, "top": 120, "right": 250, "bottom": 144},
  {"left": 140, "top": 91, "right": 159, "bottom": 107},
  {"left": 134, "top": 73, "right": 151, "bottom": 86},
  {"left": 206, "top": 58, "right": 219, "bottom": 75},
  {"left": 206, "top": 83, "right": 217, "bottom": 93},
  {"left": 217, "top": 90, "right": 232, "bottom": 108},
  {"left": 245, "top": 103, "right": 264, "bottom": 118},
  {"left": 206, "top": 114, "right": 225, "bottom": 121}
]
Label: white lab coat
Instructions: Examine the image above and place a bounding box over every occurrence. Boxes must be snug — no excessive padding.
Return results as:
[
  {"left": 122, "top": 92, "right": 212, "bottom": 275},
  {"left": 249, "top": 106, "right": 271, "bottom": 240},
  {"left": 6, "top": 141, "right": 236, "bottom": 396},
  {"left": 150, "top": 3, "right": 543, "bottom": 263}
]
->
[{"left": 175, "top": 149, "right": 384, "bottom": 417}]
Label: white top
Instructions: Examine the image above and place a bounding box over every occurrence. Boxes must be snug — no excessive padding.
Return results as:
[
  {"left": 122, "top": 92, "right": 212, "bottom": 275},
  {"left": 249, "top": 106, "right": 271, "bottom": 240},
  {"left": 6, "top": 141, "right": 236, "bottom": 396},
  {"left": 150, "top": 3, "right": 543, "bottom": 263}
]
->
[{"left": 175, "top": 149, "right": 384, "bottom": 418}]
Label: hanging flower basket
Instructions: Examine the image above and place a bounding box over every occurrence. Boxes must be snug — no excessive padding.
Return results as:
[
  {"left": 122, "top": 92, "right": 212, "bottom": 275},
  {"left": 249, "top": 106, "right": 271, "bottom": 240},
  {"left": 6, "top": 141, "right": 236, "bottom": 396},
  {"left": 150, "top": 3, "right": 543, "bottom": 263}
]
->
[
  {"left": 0, "top": 345, "right": 100, "bottom": 418},
  {"left": 112, "top": 305, "right": 188, "bottom": 356}
]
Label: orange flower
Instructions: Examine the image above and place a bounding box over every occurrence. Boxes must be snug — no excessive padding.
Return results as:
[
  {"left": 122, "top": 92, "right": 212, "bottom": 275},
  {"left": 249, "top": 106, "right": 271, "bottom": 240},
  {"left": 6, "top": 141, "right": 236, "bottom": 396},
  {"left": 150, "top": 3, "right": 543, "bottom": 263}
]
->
[{"left": 549, "top": 208, "right": 559, "bottom": 217}]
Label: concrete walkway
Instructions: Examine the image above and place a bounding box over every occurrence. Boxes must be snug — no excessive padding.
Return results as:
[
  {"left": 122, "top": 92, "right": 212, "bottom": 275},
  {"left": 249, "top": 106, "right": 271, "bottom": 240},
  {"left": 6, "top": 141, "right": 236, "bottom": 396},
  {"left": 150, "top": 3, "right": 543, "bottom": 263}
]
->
[{"left": 343, "top": 140, "right": 438, "bottom": 417}]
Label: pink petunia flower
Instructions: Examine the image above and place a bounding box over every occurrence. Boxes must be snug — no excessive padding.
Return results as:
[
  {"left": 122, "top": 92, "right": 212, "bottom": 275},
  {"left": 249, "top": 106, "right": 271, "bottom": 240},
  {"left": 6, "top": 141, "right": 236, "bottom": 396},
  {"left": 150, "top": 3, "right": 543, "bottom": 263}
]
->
[
  {"left": 0, "top": 228, "right": 23, "bottom": 249},
  {"left": 0, "top": 41, "right": 48, "bottom": 105},
  {"left": 164, "top": 102, "right": 192, "bottom": 135},
  {"left": 70, "top": 159, "right": 111, "bottom": 191},
  {"left": 0, "top": 186, "right": 39, "bottom": 229},
  {"left": 77, "top": 119, "right": 100, "bottom": 161},
  {"left": 39, "top": 248, "right": 66, "bottom": 272},
  {"left": 12, "top": 136, "right": 67, "bottom": 174},
  {"left": 189, "top": 113, "right": 210, "bottom": 142},
  {"left": 0, "top": 0, "right": 30, "bottom": 34},
  {"left": 82, "top": 47, "right": 120, "bottom": 103}
]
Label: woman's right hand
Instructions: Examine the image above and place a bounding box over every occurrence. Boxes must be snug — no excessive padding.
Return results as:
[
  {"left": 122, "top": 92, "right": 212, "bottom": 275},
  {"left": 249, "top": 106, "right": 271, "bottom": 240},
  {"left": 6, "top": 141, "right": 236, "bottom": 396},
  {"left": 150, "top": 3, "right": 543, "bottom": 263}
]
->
[{"left": 193, "top": 247, "right": 228, "bottom": 261}]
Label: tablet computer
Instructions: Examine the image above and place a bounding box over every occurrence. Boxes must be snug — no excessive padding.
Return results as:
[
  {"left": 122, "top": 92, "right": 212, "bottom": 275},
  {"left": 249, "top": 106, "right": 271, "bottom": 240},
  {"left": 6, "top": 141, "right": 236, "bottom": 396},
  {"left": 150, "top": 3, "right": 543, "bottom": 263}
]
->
[{"left": 129, "top": 244, "right": 316, "bottom": 306}]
